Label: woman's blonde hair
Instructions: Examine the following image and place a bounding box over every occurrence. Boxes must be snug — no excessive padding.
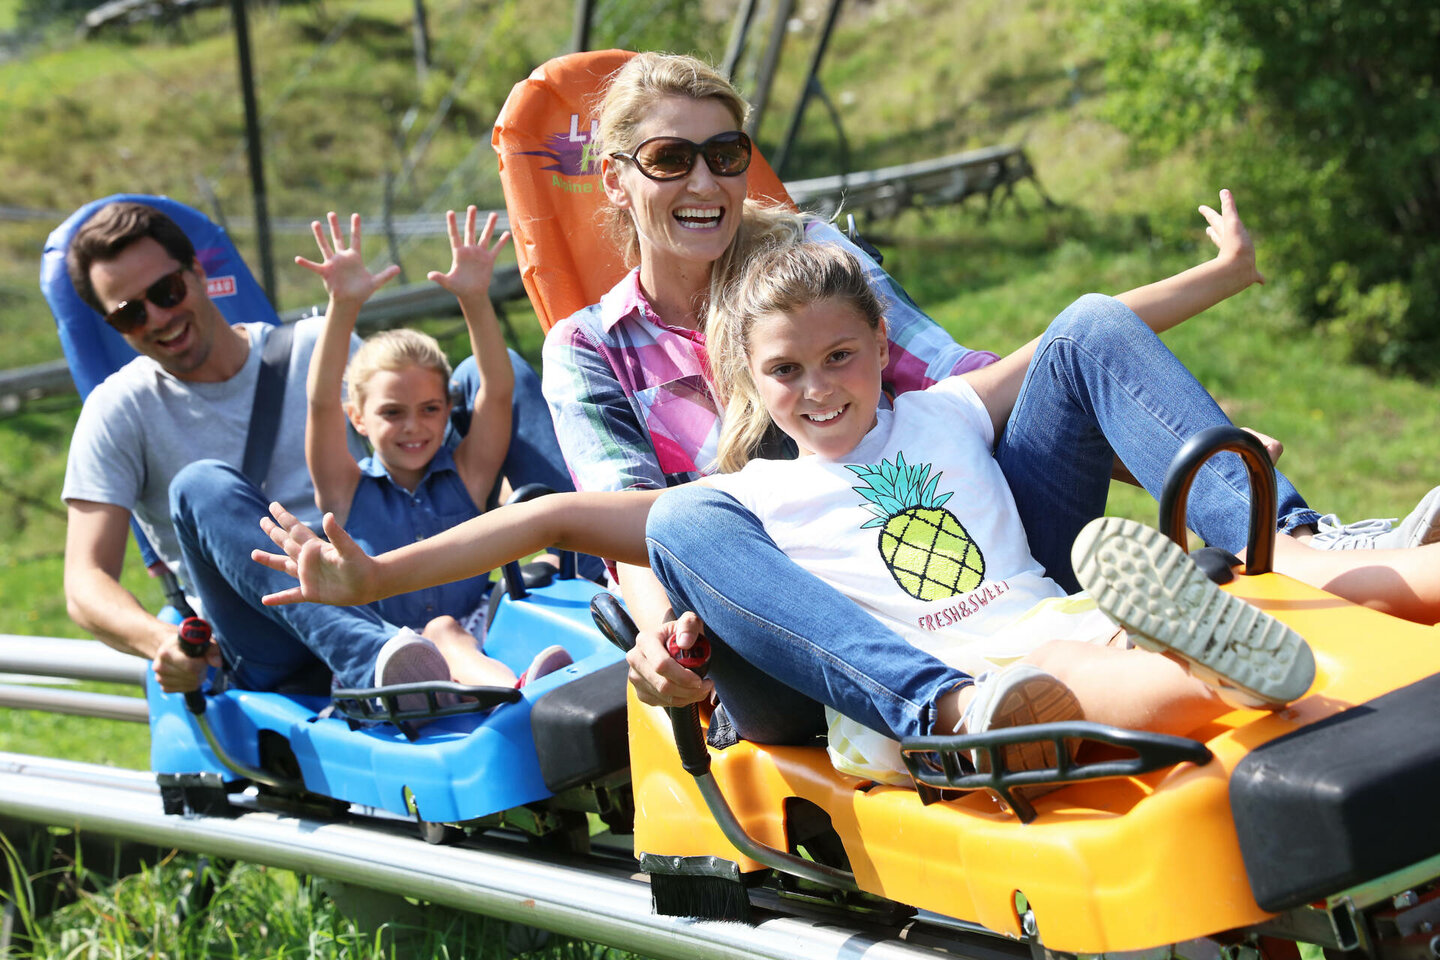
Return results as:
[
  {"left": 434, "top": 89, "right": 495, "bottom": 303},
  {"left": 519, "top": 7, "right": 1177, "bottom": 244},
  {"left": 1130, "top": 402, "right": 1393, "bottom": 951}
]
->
[
  {"left": 710, "top": 243, "right": 884, "bottom": 473},
  {"left": 596, "top": 52, "right": 807, "bottom": 321},
  {"left": 345, "top": 329, "right": 453, "bottom": 411}
]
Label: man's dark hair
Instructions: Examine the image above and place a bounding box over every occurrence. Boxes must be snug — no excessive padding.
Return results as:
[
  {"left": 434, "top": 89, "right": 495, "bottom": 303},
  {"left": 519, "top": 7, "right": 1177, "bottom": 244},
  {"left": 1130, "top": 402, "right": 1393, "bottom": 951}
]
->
[{"left": 67, "top": 202, "right": 197, "bottom": 313}]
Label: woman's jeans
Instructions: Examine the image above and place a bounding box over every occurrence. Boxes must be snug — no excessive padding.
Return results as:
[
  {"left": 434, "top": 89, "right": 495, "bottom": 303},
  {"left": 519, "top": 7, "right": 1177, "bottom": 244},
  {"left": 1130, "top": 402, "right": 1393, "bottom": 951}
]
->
[{"left": 645, "top": 294, "right": 1320, "bottom": 744}]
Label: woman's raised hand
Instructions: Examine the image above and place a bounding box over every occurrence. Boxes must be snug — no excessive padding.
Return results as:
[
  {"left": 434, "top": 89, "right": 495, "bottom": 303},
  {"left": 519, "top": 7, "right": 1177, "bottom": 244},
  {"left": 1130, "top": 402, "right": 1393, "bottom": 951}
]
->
[
  {"left": 295, "top": 212, "right": 402, "bottom": 309},
  {"left": 427, "top": 206, "right": 512, "bottom": 302},
  {"left": 251, "top": 502, "right": 378, "bottom": 607},
  {"left": 1199, "top": 189, "right": 1265, "bottom": 287}
]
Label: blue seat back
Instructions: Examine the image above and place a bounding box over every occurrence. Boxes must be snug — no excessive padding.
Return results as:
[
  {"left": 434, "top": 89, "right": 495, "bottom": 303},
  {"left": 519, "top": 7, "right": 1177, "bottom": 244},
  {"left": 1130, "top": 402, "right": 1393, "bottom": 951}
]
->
[
  {"left": 41, "top": 194, "right": 278, "bottom": 570},
  {"left": 40, "top": 193, "right": 278, "bottom": 399}
]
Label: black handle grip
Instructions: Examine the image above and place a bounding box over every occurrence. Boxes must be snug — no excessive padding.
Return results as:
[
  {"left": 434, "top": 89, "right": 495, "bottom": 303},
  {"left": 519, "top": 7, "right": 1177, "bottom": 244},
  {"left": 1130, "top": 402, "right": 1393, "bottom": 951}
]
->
[
  {"left": 500, "top": 484, "right": 578, "bottom": 601},
  {"left": 176, "top": 616, "right": 212, "bottom": 715},
  {"left": 1159, "top": 425, "right": 1277, "bottom": 575},
  {"left": 589, "top": 594, "right": 713, "bottom": 775},
  {"left": 590, "top": 593, "right": 638, "bottom": 653}
]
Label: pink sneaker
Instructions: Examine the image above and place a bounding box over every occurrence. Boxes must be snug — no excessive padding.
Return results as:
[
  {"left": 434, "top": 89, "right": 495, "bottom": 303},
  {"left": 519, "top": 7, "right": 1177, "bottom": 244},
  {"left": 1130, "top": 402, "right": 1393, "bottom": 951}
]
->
[
  {"left": 516, "top": 645, "right": 573, "bottom": 688},
  {"left": 373, "top": 628, "right": 452, "bottom": 714}
]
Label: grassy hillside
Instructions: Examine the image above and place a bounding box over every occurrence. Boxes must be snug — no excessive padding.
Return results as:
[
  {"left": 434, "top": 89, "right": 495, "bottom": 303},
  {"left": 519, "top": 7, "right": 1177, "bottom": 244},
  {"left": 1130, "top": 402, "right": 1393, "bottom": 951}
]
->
[{"left": 1, "top": 0, "right": 1437, "bottom": 955}]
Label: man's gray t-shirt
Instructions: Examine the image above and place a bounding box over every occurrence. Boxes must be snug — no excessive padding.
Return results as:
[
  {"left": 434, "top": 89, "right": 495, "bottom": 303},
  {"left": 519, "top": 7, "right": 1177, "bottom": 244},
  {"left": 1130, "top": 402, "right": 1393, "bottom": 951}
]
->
[{"left": 61, "top": 316, "right": 353, "bottom": 583}]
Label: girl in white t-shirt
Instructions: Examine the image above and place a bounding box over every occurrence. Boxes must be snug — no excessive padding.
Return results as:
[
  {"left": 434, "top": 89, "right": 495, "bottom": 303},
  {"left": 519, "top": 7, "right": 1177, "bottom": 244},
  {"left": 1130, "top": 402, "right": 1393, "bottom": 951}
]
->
[{"left": 695, "top": 240, "right": 1440, "bottom": 782}]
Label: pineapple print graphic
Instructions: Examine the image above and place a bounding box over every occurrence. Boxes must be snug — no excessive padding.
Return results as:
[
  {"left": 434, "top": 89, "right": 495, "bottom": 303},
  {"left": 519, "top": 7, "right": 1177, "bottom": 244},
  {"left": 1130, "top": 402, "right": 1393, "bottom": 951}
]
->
[{"left": 847, "top": 453, "right": 985, "bottom": 600}]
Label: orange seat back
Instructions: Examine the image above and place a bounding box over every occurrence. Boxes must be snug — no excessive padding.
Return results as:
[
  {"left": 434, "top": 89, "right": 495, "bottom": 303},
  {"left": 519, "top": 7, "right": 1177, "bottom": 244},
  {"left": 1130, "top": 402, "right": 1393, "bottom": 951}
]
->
[{"left": 492, "top": 49, "right": 793, "bottom": 332}]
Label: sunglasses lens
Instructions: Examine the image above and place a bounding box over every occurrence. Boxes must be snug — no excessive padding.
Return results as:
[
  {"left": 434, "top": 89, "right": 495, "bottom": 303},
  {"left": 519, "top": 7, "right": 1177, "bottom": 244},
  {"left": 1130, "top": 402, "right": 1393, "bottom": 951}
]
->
[
  {"left": 634, "top": 139, "right": 697, "bottom": 181},
  {"left": 102, "top": 268, "right": 187, "bottom": 332},
  {"left": 702, "top": 133, "right": 751, "bottom": 176},
  {"left": 149, "top": 269, "right": 188, "bottom": 309},
  {"left": 104, "top": 300, "right": 147, "bottom": 332}
]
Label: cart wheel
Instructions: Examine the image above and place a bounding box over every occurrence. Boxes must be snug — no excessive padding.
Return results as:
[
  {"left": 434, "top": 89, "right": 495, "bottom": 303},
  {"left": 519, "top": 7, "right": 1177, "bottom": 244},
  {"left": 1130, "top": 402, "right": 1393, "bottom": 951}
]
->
[
  {"left": 529, "top": 810, "right": 590, "bottom": 854},
  {"left": 417, "top": 818, "right": 464, "bottom": 846}
]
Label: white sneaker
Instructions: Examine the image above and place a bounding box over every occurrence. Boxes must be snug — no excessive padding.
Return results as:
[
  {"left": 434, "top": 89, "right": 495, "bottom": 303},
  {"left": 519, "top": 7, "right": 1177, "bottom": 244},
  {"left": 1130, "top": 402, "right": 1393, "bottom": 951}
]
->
[
  {"left": 1310, "top": 487, "right": 1440, "bottom": 550},
  {"left": 373, "top": 628, "right": 451, "bottom": 714},
  {"left": 959, "top": 663, "right": 1082, "bottom": 776},
  {"left": 1309, "top": 514, "right": 1396, "bottom": 550},
  {"left": 516, "top": 645, "right": 573, "bottom": 688},
  {"left": 1072, "top": 517, "right": 1315, "bottom": 708}
]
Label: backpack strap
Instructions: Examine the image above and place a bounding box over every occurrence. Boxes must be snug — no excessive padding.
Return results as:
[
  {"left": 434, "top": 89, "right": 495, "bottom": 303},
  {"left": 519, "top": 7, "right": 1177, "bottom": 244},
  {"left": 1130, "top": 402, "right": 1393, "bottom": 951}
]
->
[{"left": 241, "top": 322, "right": 295, "bottom": 487}]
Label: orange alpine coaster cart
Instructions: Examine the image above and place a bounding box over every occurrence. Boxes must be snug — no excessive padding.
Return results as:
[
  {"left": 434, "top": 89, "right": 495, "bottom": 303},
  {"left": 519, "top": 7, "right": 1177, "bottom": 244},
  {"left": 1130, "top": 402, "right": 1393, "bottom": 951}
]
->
[{"left": 494, "top": 50, "right": 1440, "bottom": 960}]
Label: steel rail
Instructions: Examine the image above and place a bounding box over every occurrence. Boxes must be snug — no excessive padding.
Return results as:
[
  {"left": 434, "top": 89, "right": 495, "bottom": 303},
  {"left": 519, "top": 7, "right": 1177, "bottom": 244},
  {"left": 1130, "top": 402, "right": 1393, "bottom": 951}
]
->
[
  {"left": 0, "top": 751, "right": 989, "bottom": 960},
  {"left": 0, "top": 634, "right": 146, "bottom": 685},
  {"left": 0, "top": 684, "right": 147, "bottom": 721}
]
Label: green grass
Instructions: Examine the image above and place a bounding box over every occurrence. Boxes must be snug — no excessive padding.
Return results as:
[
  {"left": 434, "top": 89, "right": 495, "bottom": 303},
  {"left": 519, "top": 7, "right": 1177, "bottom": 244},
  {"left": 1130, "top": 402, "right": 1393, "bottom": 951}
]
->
[{"left": 1, "top": 830, "right": 629, "bottom": 960}]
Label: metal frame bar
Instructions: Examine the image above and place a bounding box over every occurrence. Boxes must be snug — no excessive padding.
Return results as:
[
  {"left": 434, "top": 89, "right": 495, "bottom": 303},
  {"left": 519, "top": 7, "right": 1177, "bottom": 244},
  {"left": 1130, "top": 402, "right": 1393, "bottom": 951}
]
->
[{"left": 0, "top": 752, "right": 961, "bottom": 960}]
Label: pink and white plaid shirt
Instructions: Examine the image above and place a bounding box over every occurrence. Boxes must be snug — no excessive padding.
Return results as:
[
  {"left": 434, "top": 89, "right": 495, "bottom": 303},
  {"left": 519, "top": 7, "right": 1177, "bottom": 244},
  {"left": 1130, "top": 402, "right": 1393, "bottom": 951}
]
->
[{"left": 541, "top": 221, "right": 999, "bottom": 494}]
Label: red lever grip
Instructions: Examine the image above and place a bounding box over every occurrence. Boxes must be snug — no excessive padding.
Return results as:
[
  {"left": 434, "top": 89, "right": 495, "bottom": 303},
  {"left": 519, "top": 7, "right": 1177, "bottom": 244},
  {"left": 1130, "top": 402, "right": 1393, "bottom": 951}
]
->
[
  {"left": 666, "top": 634, "right": 711, "bottom": 673},
  {"left": 177, "top": 617, "right": 212, "bottom": 657}
]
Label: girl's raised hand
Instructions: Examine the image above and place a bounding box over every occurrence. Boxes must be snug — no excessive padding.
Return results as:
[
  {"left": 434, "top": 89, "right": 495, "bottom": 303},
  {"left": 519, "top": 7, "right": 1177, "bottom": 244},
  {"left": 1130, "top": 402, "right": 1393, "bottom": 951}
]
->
[
  {"left": 295, "top": 212, "right": 402, "bottom": 307},
  {"left": 1199, "top": 189, "right": 1265, "bottom": 287},
  {"left": 427, "top": 206, "right": 512, "bottom": 301},
  {"left": 252, "top": 502, "right": 378, "bottom": 607}
]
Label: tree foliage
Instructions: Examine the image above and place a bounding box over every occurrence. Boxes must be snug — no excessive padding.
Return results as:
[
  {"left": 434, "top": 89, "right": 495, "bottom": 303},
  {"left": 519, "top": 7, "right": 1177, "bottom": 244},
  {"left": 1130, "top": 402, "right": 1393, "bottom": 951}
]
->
[{"left": 1092, "top": 0, "right": 1440, "bottom": 374}]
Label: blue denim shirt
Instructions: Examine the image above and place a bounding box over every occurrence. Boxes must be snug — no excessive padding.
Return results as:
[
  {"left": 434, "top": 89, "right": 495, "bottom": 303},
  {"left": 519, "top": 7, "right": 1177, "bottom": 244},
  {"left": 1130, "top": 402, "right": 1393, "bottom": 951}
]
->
[{"left": 347, "top": 437, "right": 492, "bottom": 629}]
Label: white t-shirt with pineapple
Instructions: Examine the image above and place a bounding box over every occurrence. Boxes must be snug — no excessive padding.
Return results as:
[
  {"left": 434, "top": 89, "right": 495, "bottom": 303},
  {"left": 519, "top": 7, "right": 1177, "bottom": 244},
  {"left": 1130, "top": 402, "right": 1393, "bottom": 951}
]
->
[{"left": 708, "top": 375, "right": 1113, "bottom": 782}]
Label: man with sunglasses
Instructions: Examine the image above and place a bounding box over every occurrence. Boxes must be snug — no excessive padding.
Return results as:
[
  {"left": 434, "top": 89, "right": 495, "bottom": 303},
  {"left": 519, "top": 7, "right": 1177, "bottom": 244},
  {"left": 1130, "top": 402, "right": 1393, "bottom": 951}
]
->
[
  {"left": 59, "top": 201, "right": 338, "bottom": 693},
  {"left": 60, "top": 201, "right": 599, "bottom": 696}
]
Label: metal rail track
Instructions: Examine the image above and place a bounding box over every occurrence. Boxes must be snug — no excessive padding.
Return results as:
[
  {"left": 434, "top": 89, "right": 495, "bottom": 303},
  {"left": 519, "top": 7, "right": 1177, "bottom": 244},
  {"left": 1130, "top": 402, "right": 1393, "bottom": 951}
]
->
[
  {"left": 0, "top": 640, "right": 1020, "bottom": 959},
  {"left": 0, "top": 751, "right": 1013, "bottom": 960}
]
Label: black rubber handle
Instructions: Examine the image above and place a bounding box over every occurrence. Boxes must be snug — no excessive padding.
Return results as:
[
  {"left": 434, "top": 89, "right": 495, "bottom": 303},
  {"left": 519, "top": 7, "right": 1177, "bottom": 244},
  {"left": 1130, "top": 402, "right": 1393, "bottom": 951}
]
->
[
  {"left": 589, "top": 594, "right": 713, "bottom": 776},
  {"left": 1159, "top": 425, "right": 1277, "bottom": 575},
  {"left": 590, "top": 593, "right": 637, "bottom": 653},
  {"left": 667, "top": 637, "right": 712, "bottom": 777},
  {"left": 176, "top": 616, "right": 212, "bottom": 715},
  {"left": 500, "top": 484, "right": 577, "bottom": 601}
]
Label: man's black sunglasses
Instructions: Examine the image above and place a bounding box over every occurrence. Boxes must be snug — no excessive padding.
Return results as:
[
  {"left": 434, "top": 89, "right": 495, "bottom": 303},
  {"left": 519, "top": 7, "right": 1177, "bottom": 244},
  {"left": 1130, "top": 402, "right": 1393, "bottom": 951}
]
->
[
  {"left": 610, "top": 131, "right": 752, "bottom": 182},
  {"left": 103, "top": 267, "right": 189, "bottom": 333}
]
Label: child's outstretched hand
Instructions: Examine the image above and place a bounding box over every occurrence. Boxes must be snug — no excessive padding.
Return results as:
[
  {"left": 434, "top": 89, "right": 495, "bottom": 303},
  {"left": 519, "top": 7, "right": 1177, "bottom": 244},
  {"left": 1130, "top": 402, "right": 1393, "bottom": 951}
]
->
[
  {"left": 1199, "top": 189, "right": 1265, "bottom": 287},
  {"left": 252, "top": 502, "right": 378, "bottom": 607},
  {"left": 427, "top": 206, "right": 511, "bottom": 302},
  {"left": 295, "top": 212, "right": 402, "bottom": 308}
]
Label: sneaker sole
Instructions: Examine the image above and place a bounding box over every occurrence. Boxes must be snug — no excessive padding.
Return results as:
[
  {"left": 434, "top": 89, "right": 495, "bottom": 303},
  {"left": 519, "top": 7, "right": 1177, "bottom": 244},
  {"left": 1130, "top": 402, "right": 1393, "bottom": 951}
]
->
[
  {"left": 981, "top": 672, "right": 1082, "bottom": 776},
  {"left": 375, "top": 634, "right": 455, "bottom": 715},
  {"left": 1071, "top": 517, "right": 1315, "bottom": 707}
]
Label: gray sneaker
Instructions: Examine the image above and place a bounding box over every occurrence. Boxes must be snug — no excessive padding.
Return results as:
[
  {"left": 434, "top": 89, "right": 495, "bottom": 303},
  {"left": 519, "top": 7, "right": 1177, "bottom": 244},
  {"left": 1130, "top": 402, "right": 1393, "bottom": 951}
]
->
[
  {"left": 959, "top": 663, "right": 1082, "bottom": 776},
  {"left": 1072, "top": 517, "right": 1315, "bottom": 708},
  {"left": 1310, "top": 486, "right": 1440, "bottom": 550}
]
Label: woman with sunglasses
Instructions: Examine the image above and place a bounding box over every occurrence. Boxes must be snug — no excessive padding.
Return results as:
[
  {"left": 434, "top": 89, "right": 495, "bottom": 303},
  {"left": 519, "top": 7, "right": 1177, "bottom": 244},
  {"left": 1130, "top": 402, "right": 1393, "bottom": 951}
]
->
[{"left": 540, "top": 52, "right": 1438, "bottom": 744}]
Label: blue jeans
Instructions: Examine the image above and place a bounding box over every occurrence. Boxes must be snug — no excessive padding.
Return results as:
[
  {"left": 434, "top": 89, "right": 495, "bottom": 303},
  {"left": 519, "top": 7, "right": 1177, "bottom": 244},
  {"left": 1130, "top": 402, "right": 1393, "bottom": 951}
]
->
[
  {"left": 171, "top": 460, "right": 396, "bottom": 692},
  {"left": 451, "top": 351, "right": 605, "bottom": 582},
  {"left": 646, "top": 294, "right": 1319, "bottom": 742},
  {"left": 994, "top": 294, "right": 1317, "bottom": 592},
  {"left": 646, "top": 486, "right": 968, "bottom": 744}
]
